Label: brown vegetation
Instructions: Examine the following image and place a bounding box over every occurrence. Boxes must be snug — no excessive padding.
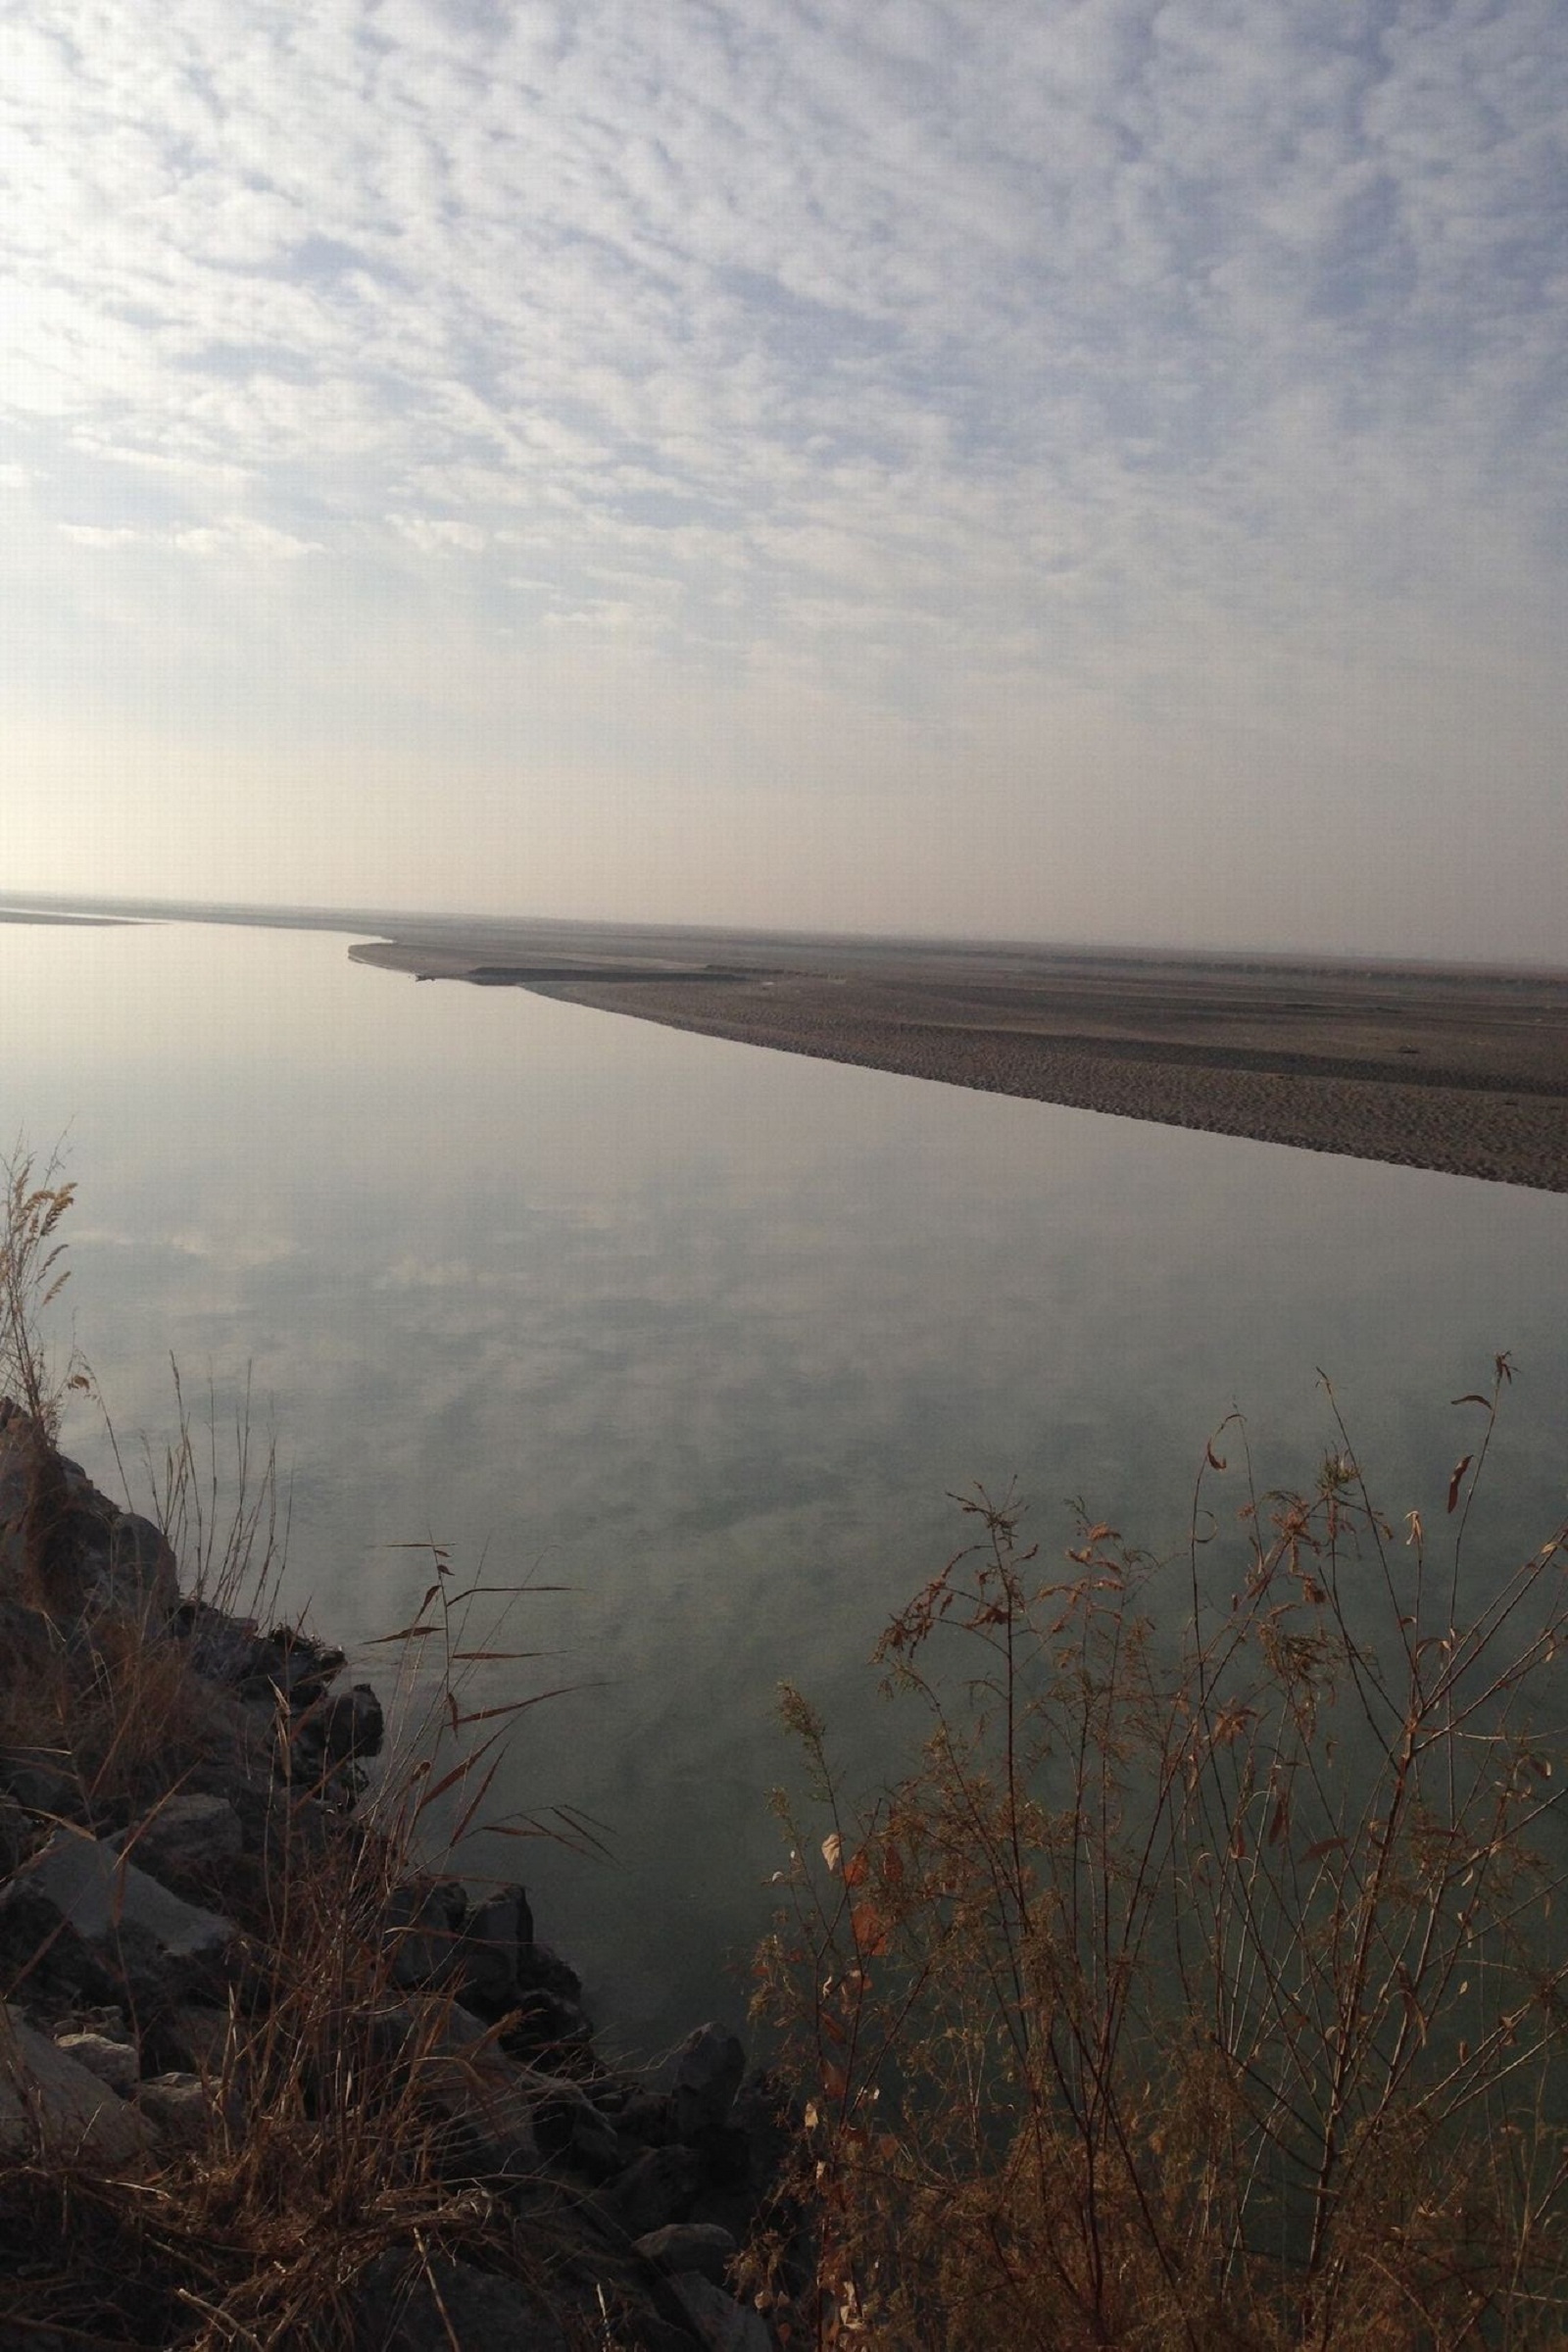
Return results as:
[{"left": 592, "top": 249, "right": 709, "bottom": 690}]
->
[
  {"left": 0, "top": 1158, "right": 769, "bottom": 2349},
  {"left": 754, "top": 1365, "right": 1568, "bottom": 2347}
]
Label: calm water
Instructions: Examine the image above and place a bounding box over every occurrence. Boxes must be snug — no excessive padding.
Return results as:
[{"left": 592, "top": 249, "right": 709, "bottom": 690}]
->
[{"left": 5, "top": 916, "right": 1566, "bottom": 2051}]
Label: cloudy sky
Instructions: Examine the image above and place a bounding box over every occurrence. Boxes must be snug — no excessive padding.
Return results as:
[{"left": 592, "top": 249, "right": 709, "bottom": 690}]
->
[{"left": 3, "top": 0, "right": 1564, "bottom": 956}]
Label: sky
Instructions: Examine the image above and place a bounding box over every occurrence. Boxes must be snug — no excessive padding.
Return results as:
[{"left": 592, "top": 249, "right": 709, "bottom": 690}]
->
[{"left": 2, "top": 0, "right": 1565, "bottom": 958}]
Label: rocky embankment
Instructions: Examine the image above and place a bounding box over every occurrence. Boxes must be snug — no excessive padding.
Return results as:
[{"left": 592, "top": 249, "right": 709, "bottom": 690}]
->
[{"left": 0, "top": 1397, "right": 790, "bottom": 2349}]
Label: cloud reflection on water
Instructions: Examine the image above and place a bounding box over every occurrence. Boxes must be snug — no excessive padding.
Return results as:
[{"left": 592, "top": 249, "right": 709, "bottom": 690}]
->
[{"left": 6, "top": 916, "right": 1566, "bottom": 2048}]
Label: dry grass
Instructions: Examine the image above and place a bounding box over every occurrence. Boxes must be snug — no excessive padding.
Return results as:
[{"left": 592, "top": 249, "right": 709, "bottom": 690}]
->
[
  {"left": 0, "top": 1158, "right": 617, "bottom": 2348},
  {"left": 0, "top": 1459, "right": 611, "bottom": 2346},
  {"left": 754, "top": 1363, "right": 1568, "bottom": 2349}
]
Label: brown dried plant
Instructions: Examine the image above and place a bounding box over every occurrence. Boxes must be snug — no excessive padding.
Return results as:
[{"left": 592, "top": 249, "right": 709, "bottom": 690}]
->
[
  {"left": 0, "top": 1142, "right": 80, "bottom": 1443},
  {"left": 1, "top": 1144, "right": 94, "bottom": 1617},
  {"left": 755, "top": 1361, "right": 1568, "bottom": 2350},
  {"left": 0, "top": 1165, "right": 607, "bottom": 2346}
]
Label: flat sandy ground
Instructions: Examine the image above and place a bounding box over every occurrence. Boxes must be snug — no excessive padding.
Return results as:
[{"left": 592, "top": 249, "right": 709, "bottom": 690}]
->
[{"left": 349, "top": 922, "right": 1568, "bottom": 1194}]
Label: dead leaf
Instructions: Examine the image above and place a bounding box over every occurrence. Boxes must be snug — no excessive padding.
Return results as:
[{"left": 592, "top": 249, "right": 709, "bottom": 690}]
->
[{"left": 850, "top": 1902, "right": 891, "bottom": 1957}]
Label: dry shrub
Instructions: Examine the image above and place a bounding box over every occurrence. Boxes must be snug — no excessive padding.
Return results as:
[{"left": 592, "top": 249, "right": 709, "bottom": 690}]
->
[
  {"left": 0, "top": 1525, "right": 595, "bottom": 2348},
  {"left": 0, "top": 1790, "right": 576, "bottom": 2348},
  {"left": 0, "top": 1374, "right": 291, "bottom": 1828},
  {"left": 0, "top": 1159, "right": 596, "bottom": 2345},
  {"left": 755, "top": 1361, "right": 1568, "bottom": 2349}
]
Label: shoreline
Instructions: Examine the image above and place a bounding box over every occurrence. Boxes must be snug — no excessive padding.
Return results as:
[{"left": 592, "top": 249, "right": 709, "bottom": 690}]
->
[
  {"left": 5, "top": 895, "right": 1565, "bottom": 1188},
  {"left": 0, "top": 1399, "right": 783, "bottom": 2348},
  {"left": 349, "top": 936, "right": 1568, "bottom": 1194}
]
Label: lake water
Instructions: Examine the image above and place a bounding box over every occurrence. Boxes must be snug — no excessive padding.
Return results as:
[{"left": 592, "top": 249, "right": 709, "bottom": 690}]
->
[{"left": 5, "top": 915, "right": 1566, "bottom": 2053}]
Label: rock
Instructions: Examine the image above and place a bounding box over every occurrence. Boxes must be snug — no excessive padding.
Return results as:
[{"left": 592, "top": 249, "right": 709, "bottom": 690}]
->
[
  {"left": 601, "top": 2144, "right": 703, "bottom": 2238},
  {"left": 459, "top": 1885, "right": 536, "bottom": 2014},
  {"left": 502, "top": 1989, "right": 596, "bottom": 2062},
  {"left": 518, "top": 1940, "right": 582, "bottom": 2002},
  {"left": 412, "top": 2001, "right": 541, "bottom": 2177},
  {"left": 0, "top": 1828, "right": 235, "bottom": 2011},
  {"left": 159, "top": 2001, "right": 232, "bottom": 2076},
  {"left": 0, "top": 1876, "right": 111, "bottom": 2010},
  {"left": 693, "top": 2123, "right": 753, "bottom": 2189},
  {"left": 241, "top": 1624, "right": 347, "bottom": 1709},
  {"left": 96, "top": 1511, "right": 180, "bottom": 1622},
  {"left": 172, "top": 1600, "right": 270, "bottom": 1687},
  {"left": 230, "top": 1780, "right": 340, "bottom": 1866},
  {"left": 0, "top": 1745, "right": 81, "bottom": 1821},
  {"left": 0, "top": 1408, "right": 177, "bottom": 1623},
  {"left": 634, "top": 2224, "right": 739, "bottom": 2287},
  {"left": 0, "top": 1596, "right": 56, "bottom": 1680},
  {"left": 617, "top": 2088, "right": 679, "bottom": 2146},
  {"left": 0, "top": 1789, "right": 39, "bottom": 1872},
  {"left": 384, "top": 1876, "right": 467, "bottom": 1989},
  {"left": 511, "top": 2061, "right": 621, "bottom": 2175},
  {"left": 420, "top": 2041, "right": 543, "bottom": 2164},
  {"left": 565, "top": 2098, "right": 623, "bottom": 2176},
  {"left": 117, "top": 1793, "right": 244, "bottom": 1886},
  {"left": 53, "top": 2030, "right": 139, "bottom": 2096},
  {"left": 134, "top": 2070, "right": 218, "bottom": 2149},
  {"left": 12, "top": 1828, "right": 234, "bottom": 1962},
  {"left": 669, "top": 2025, "right": 746, "bottom": 2138},
  {"left": 0, "top": 2000, "right": 155, "bottom": 2163},
  {"left": 351, "top": 2251, "right": 568, "bottom": 2352},
  {"left": 668, "top": 2274, "right": 770, "bottom": 2352},
  {"left": 296, "top": 1681, "right": 384, "bottom": 1769}
]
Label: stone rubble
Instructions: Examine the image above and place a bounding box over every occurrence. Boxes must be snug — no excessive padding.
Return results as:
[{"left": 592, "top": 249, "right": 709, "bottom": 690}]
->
[{"left": 0, "top": 1400, "right": 792, "bottom": 2348}]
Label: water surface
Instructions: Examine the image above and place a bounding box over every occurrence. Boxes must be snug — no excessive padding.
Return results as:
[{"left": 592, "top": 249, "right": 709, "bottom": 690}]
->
[{"left": 4, "top": 916, "right": 1565, "bottom": 2049}]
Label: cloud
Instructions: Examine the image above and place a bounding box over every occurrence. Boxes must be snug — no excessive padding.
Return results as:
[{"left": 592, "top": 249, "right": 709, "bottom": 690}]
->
[
  {"left": 61, "top": 514, "right": 322, "bottom": 557},
  {"left": 386, "top": 514, "right": 489, "bottom": 554},
  {"left": 2, "top": 0, "right": 1566, "bottom": 952}
]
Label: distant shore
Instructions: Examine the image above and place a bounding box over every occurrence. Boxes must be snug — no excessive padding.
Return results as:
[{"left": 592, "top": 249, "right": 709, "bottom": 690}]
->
[
  {"left": 4, "top": 894, "right": 1564, "bottom": 1189},
  {"left": 348, "top": 927, "right": 1568, "bottom": 1194}
]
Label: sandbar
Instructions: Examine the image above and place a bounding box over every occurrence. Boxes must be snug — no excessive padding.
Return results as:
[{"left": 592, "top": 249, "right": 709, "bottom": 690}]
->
[{"left": 349, "top": 923, "right": 1568, "bottom": 1194}]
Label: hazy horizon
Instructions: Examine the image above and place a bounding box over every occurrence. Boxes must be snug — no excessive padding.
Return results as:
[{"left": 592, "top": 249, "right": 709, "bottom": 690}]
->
[
  {"left": 5, "top": 3, "right": 1565, "bottom": 963},
  {"left": 7, "top": 884, "right": 1568, "bottom": 979}
]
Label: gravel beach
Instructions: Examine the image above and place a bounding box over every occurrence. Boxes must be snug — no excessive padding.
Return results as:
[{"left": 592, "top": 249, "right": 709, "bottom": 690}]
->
[{"left": 348, "top": 927, "right": 1568, "bottom": 1193}]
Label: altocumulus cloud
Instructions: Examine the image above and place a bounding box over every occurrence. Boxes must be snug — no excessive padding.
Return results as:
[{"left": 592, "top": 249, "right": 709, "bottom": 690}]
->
[{"left": 2, "top": 0, "right": 1565, "bottom": 950}]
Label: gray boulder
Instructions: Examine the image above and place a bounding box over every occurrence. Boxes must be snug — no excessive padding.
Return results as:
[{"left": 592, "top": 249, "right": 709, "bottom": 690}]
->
[
  {"left": 296, "top": 1681, "right": 384, "bottom": 1771},
  {"left": 0, "top": 2000, "right": 154, "bottom": 2164},
  {"left": 669, "top": 2025, "right": 747, "bottom": 2138},
  {"left": 117, "top": 1793, "right": 243, "bottom": 1886},
  {"left": 384, "top": 1876, "right": 467, "bottom": 1989},
  {"left": 0, "top": 1596, "right": 56, "bottom": 1679},
  {"left": 0, "top": 1407, "right": 178, "bottom": 1624},
  {"left": 0, "top": 1828, "right": 235, "bottom": 2009},
  {"left": 506, "top": 2056, "right": 621, "bottom": 2174},
  {"left": 459, "top": 1885, "right": 535, "bottom": 2013},
  {"left": 602, "top": 2143, "right": 703, "bottom": 2238},
  {"left": 0, "top": 1745, "right": 78, "bottom": 1818},
  {"left": 173, "top": 1600, "right": 270, "bottom": 1687},
  {"left": 134, "top": 2070, "right": 219, "bottom": 2149},
  {"left": 96, "top": 1511, "right": 180, "bottom": 1621},
  {"left": 634, "top": 2223, "right": 739, "bottom": 2287},
  {"left": 410, "top": 1999, "right": 541, "bottom": 2176},
  {"left": 53, "top": 2030, "right": 138, "bottom": 2096}
]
